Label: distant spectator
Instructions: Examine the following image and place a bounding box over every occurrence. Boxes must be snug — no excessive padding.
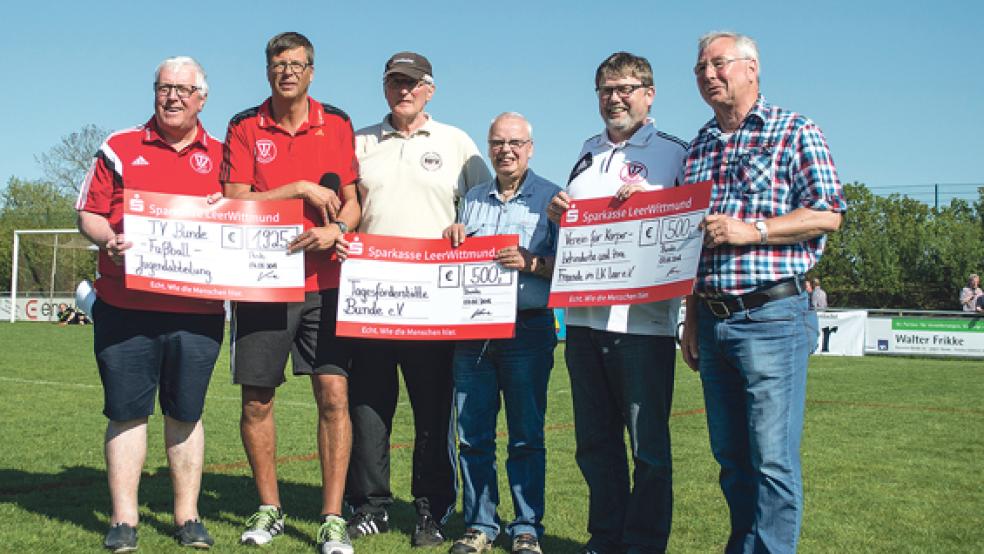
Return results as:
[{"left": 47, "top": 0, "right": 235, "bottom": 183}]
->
[
  {"left": 57, "top": 303, "right": 90, "bottom": 326},
  {"left": 959, "top": 273, "right": 983, "bottom": 312},
  {"left": 811, "top": 278, "right": 828, "bottom": 309},
  {"left": 804, "top": 279, "right": 814, "bottom": 309}
]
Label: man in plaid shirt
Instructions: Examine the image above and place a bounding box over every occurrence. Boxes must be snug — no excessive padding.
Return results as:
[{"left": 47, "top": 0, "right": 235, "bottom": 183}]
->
[{"left": 680, "top": 31, "right": 847, "bottom": 553}]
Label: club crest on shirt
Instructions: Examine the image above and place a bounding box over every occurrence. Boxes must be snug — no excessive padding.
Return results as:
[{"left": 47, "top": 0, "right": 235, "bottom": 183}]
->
[
  {"left": 620, "top": 161, "right": 648, "bottom": 184},
  {"left": 420, "top": 152, "right": 443, "bottom": 171},
  {"left": 189, "top": 152, "right": 213, "bottom": 174},
  {"left": 255, "top": 139, "right": 278, "bottom": 164}
]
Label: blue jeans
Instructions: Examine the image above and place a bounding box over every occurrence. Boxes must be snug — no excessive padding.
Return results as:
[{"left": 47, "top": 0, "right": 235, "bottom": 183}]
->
[
  {"left": 453, "top": 310, "right": 556, "bottom": 541},
  {"left": 696, "top": 292, "right": 818, "bottom": 554},
  {"left": 566, "top": 326, "right": 675, "bottom": 554}
]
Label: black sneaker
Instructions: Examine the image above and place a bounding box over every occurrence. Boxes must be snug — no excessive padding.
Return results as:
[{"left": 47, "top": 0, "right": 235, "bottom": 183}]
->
[
  {"left": 347, "top": 510, "right": 390, "bottom": 539},
  {"left": 175, "top": 519, "right": 214, "bottom": 549},
  {"left": 104, "top": 522, "right": 137, "bottom": 553},
  {"left": 411, "top": 506, "right": 446, "bottom": 548}
]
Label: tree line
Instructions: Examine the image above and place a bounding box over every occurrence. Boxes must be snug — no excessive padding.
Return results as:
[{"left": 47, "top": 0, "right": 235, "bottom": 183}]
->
[
  {"left": 815, "top": 183, "right": 984, "bottom": 310},
  {"left": 1, "top": 125, "right": 104, "bottom": 294},
  {"left": 2, "top": 126, "right": 981, "bottom": 309}
]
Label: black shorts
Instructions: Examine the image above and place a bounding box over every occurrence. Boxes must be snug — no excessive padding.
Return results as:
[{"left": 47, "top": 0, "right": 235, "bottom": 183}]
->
[
  {"left": 92, "top": 299, "right": 224, "bottom": 422},
  {"left": 230, "top": 290, "right": 351, "bottom": 387}
]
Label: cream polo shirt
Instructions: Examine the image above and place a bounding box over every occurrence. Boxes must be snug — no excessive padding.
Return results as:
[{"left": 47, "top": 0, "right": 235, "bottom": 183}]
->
[
  {"left": 355, "top": 114, "right": 491, "bottom": 238},
  {"left": 565, "top": 120, "right": 689, "bottom": 336}
]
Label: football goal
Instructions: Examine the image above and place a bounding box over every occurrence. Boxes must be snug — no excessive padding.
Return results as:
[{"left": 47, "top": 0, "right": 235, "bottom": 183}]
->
[{"left": 7, "top": 229, "right": 97, "bottom": 322}]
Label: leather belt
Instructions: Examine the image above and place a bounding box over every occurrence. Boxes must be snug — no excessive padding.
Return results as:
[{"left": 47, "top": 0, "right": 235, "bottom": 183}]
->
[{"left": 700, "top": 275, "right": 806, "bottom": 319}]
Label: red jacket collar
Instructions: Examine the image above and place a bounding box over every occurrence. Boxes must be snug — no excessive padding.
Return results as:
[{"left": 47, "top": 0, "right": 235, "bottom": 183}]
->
[{"left": 257, "top": 96, "right": 324, "bottom": 132}]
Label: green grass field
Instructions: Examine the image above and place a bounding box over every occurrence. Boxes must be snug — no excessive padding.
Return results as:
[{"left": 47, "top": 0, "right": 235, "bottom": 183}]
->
[{"left": 1, "top": 322, "right": 982, "bottom": 553}]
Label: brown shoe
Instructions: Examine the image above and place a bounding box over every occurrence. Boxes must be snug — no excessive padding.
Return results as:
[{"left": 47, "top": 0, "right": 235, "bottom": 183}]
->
[
  {"left": 512, "top": 533, "right": 542, "bottom": 554},
  {"left": 449, "top": 528, "right": 492, "bottom": 553}
]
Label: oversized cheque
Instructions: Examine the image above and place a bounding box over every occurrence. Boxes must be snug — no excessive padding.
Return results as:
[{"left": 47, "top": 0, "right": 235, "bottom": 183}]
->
[
  {"left": 549, "top": 182, "right": 712, "bottom": 307},
  {"left": 336, "top": 234, "right": 519, "bottom": 340},
  {"left": 123, "top": 190, "right": 305, "bottom": 302}
]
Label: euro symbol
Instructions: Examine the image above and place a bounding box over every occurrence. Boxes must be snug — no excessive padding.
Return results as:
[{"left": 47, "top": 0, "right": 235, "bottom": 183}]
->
[
  {"left": 445, "top": 270, "right": 453, "bottom": 281},
  {"left": 228, "top": 232, "right": 236, "bottom": 242},
  {"left": 646, "top": 227, "right": 653, "bottom": 239}
]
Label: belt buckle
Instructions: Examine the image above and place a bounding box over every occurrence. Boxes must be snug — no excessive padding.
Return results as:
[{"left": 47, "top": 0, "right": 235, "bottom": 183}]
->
[{"left": 706, "top": 299, "right": 731, "bottom": 318}]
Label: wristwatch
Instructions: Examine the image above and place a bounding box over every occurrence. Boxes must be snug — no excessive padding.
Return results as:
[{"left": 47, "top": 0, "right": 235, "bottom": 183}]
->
[
  {"left": 754, "top": 220, "right": 768, "bottom": 244},
  {"left": 334, "top": 221, "right": 349, "bottom": 234}
]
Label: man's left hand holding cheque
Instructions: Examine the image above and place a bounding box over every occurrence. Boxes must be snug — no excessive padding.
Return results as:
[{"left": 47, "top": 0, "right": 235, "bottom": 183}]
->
[{"left": 85, "top": 190, "right": 225, "bottom": 266}]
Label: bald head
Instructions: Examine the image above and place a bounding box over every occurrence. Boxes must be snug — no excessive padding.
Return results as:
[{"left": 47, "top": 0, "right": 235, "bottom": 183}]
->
[
  {"left": 487, "top": 112, "right": 534, "bottom": 183},
  {"left": 490, "top": 112, "right": 532, "bottom": 138}
]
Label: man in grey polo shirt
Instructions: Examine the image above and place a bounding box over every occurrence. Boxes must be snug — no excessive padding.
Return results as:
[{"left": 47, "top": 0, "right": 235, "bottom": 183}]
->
[{"left": 345, "top": 51, "right": 490, "bottom": 548}]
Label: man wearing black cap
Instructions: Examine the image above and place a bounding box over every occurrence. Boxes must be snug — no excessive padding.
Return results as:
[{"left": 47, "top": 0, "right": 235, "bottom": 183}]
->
[{"left": 344, "top": 51, "right": 490, "bottom": 548}]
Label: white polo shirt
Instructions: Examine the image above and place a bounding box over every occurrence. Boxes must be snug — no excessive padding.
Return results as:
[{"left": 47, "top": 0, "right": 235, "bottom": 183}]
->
[
  {"left": 355, "top": 114, "right": 491, "bottom": 238},
  {"left": 565, "top": 120, "right": 688, "bottom": 336}
]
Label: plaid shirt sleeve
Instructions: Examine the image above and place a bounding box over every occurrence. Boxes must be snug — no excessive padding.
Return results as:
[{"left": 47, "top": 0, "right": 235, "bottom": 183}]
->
[{"left": 791, "top": 121, "right": 846, "bottom": 213}]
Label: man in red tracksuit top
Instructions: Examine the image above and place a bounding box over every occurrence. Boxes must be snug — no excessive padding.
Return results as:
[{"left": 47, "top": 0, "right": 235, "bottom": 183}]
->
[
  {"left": 220, "top": 32, "right": 360, "bottom": 554},
  {"left": 76, "top": 55, "right": 223, "bottom": 552}
]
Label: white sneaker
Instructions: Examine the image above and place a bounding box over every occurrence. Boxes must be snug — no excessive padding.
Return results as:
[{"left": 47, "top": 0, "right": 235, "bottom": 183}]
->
[
  {"left": 240, "top": 505, "right": 285, "bottom": 545},
  {"left": 318, "top": 515, "right": 354, "bottom": 554}
]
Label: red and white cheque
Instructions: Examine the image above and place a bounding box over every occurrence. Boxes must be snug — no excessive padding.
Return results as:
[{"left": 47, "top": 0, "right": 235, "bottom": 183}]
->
[
  {"left": 337, "top": 234, "right": 519, "bottom": 340},
  {"left": 123, "top": 190, "right": 305, "bottom": 302},
  {"left": 549, "top": 182, "right": 712, "bottom": 307}
]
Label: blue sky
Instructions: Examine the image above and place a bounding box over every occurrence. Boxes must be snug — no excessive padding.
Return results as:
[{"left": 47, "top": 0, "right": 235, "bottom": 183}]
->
[{"left": 1, "top": 1, "right": 980, "bottom": 204}]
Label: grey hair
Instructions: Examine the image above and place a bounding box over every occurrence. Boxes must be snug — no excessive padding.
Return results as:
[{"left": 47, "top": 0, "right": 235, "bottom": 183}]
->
[
  {"left": 697, "top": 31, "right": 760, "bottom": 62},
  {"left": 155, "top": 56, "right": 209, "bottom": 95},
  {"left": 489, "top": 112, "right": 533, "bottom": 138}
]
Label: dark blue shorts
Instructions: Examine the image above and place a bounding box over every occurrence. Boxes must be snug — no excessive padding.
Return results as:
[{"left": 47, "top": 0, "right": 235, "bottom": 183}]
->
[
  {"left": 93, "top": 299, "right": 224, "bottom": 422},
  {"left": 230, "top": 290, "right": 351, "bottom": 388}
]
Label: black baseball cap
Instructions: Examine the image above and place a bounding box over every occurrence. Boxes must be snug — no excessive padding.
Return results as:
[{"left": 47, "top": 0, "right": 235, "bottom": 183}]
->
[{"left": 384, "top": 51, "right": 433, "bottom": 81}]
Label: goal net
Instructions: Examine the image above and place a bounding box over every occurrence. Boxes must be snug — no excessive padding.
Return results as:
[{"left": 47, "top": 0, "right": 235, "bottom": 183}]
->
[{"left": 5, "top": 229, "right": 98, "bottom": 322}]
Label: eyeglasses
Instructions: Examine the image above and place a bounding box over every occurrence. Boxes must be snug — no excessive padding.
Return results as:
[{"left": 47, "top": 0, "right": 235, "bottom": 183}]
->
[
  {"left": 154, "top": 83, "right": 201, "bottom": 99},
  {"left": 596, "top": 83, "right": 648, "bottom": 99},
  {"left": 385, "top": 76, "right": 426, "bottom": 91},
  {"left": 268, "top": 61, "right": 312, "bottom": 74},
  {"left": 693, "top": 57, "right": 751, "bottom": 75},
  {"left": 488, "top": 139, "right": 530, "bottom": 151}
]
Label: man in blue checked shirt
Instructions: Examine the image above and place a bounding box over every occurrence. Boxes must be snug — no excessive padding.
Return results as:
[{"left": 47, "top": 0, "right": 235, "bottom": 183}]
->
[
  {"left": 443, "top": 112, "right": 560, "bottom": 554},
  {"left": 680, "top": 32, "right": 847, "bottom": 553}
]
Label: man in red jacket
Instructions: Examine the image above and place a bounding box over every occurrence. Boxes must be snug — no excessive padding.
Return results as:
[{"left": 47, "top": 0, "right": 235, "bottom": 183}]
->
[
  {"left": 220, "top": 31, "right": 360, "bottom": 554},
  {"left": 76, "top": 56, "right": 223, "bottom": 552}
]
